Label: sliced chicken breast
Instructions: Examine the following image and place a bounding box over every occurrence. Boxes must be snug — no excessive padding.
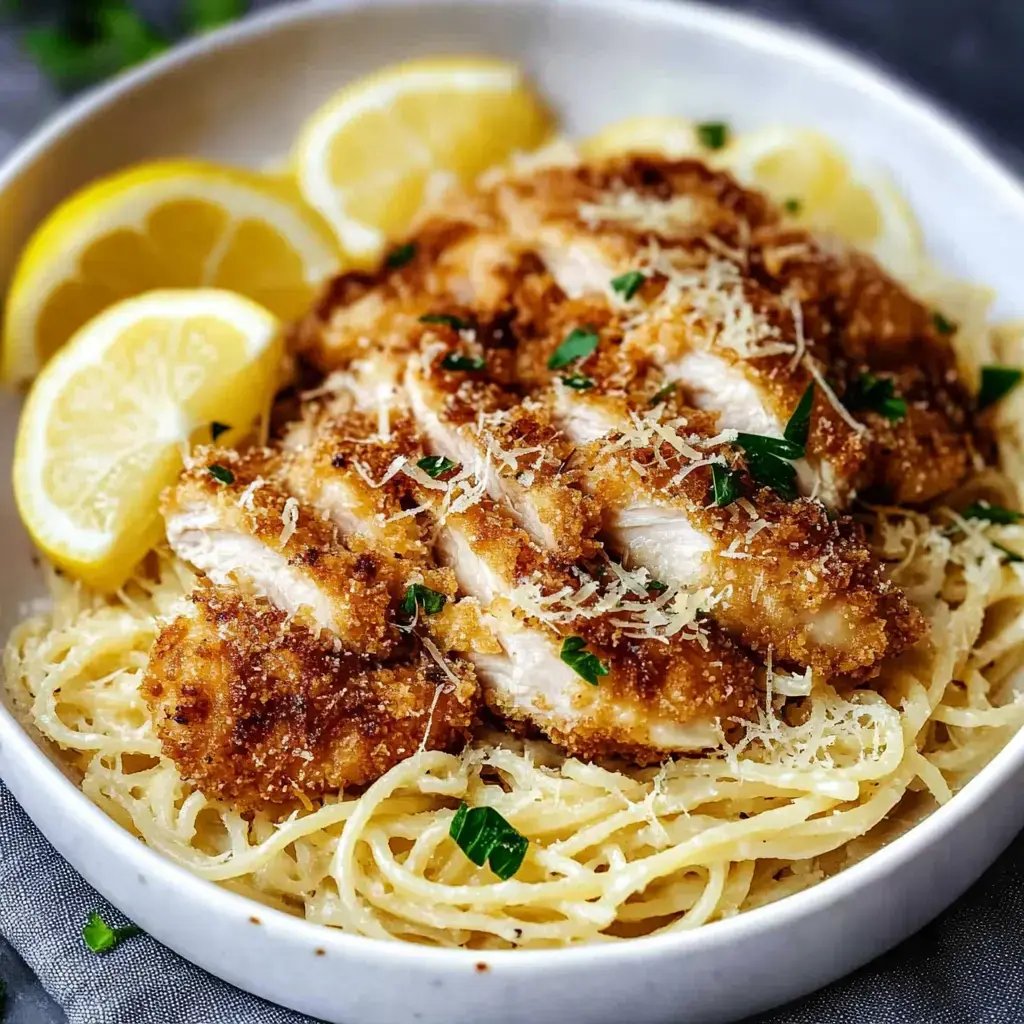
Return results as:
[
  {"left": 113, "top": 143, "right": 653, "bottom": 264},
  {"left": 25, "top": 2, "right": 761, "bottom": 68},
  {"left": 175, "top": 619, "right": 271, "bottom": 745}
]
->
[
  {"left": 492, "top": 153, "right": 978, "bottom": 507},
  {"left": 143, "top": 583, "right": 478, "bottom": 810},
  {"left": 163, "top": 446, "right": 403, "bottom": 656},
  {"left": 431, "top": 497, "right": 758, "bottom": 760}
]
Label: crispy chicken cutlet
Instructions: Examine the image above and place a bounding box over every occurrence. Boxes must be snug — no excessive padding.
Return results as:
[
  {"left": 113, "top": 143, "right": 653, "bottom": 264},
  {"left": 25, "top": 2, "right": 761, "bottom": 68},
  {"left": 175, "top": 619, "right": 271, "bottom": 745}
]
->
[
  {"left": 143, "top": 585, "right": 478, "bottom": 810},
  {"left": 145, "top": 145, "right": 982, "bottom": 814}
]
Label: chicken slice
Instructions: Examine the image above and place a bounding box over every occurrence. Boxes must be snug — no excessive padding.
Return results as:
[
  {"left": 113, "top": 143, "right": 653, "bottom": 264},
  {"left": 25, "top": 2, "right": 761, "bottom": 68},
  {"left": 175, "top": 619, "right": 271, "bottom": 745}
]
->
[
  {"left": 163, "top": 446, "right": 404, "bottom": 656},
  {"left": 492, "top": 154, "right": 978, "bottom": 506},
  {"left": 293, "top": 206, "right": 522, "bottom": 374},
  {"left": 142, "top": 584, "right": 478, "bottom": 811},
  {"left": 430, "top": 496, "right": 758, "bottom": 760},
  {"left": 563, "top": 408, "right": 926, "bottom": 678},
  {"left": 279, "top": 405, "right": 431, "bottom": 562},
  {"left": 404, "top": 328, "right": 601, "bottom": 563}
]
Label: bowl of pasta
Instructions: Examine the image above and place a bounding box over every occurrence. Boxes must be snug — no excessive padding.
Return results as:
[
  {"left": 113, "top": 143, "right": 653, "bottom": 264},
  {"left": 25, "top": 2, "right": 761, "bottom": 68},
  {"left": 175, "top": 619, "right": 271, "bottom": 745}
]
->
[{"left": 2, "top": 1, "right": 1024, "bottom": 1022}]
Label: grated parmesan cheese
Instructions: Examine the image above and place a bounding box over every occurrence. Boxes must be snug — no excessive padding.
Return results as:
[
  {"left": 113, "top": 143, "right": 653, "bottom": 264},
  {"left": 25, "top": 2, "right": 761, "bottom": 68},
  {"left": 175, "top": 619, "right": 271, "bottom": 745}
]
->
[{"left": 279, "top": 498, "right": 299, "bottom": 546}]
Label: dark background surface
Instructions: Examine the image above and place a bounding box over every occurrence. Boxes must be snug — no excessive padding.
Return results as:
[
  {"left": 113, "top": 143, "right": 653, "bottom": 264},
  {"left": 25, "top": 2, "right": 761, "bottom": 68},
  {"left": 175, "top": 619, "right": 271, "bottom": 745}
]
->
[{"left": 1, "top": 1, "right": 1023, "bottom": 1021}]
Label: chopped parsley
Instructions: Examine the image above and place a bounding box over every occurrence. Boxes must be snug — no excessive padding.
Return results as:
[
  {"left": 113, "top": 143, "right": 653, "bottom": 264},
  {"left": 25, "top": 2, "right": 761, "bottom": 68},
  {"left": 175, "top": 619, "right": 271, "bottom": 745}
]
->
[
  {"left": 696, "top": 121, "right": 730, "bottom": 150},
  {"left": 648, "top": 381, "right": 676, "bottom": 406},
  {"left": 417, "top": 455, "right": 457, "bottom": 479},
  {"left": 993, "top": 542, "right": 1023, "bottom": 565},
  {"left": 419, "top": 313, "right": 469, "bottom": 331},
  {"left": 548, "top": 328, "right": 599, "bottom": 370},
  {"left": 783, "top": 383, "right": 815, "bottom": 448},
  {"left": 560, "top": 636, "right": 609, "bottom": 686},
  {"left": 783, "top": 197, "right": 802, "bottom": 215},
  {"left": 647, "top": 580, "right": 669, "bottom": 594},
  {"left": 610, "top": 270, "right": 645, "bottom": 301},
  {"left": 734, "top": 434, "right": 803, "bottom": 503},
  {"left": 384, "top": 242, "right": 416, "bottom": 269},
  {"left": 441, "top": 353, "right": 486, "bottom": 372},
  {"left": 208, "top": 463, "right": 234, "bottom": 485},
  {"left": 82, "top": 911, "right": 142, "bottom": 954},
  {"left": 962, "top": 502, "right": 1024, "bottom": 525},
  {"left": 711, "top": 463, "right": 743, "bottom": 507},
  {"left": 735, "top": 433, "right": 805, "bottom": 462},
  {"left": 186, "top": 0, "right": 248, "bottom": 32},
  {"left": 978, "top": 365, "right": 1022, "bottom": 411},
  {"left": 210, "top": 421, "right": 231, "bottom": 442},
  {"left": 931, "top": 310, "right": 957, "bottom": 335},
  {"left": 449, "top": 802, "right": 528, "bottom": 880},
  {"left": 561, "top": 373, "right": 594, "bottom": 390},
  {"left": 23, "top": 2, "right": 167, "bottom": 88},
  {"left": 846, "top": 372, "right": 907, "bottom": 422},
  {"left": 399, "top": 583, "right": 447, "bottom": 619},
  {"left": 745, "top": 451, "right": 798, "bottom": 501}
]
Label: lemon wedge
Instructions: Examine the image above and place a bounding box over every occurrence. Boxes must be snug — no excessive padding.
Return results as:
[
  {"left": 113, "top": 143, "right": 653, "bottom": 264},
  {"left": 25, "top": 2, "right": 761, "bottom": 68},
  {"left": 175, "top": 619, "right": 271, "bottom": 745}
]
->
[
  {"left": 293, "top": 56, "right": 553, "bottom": 262},
  {"left": 718, "top": 127, "right": 923, "bottom": 275},
  {"left": 3, "top": 160, "right": 339, "bottom": 385},
  {"left": 14, "top": 289, "right": 282, "bottom": 591},
  {"left": 581, "top": 116, "right": 701, "bottom": 160}
]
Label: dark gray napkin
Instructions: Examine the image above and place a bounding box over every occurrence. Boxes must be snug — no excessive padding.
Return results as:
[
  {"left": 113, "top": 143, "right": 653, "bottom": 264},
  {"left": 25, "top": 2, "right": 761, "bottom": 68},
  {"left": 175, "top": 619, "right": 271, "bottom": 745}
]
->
[{"left": 0, "top": 785, "right": 319, "bottom": 1024}]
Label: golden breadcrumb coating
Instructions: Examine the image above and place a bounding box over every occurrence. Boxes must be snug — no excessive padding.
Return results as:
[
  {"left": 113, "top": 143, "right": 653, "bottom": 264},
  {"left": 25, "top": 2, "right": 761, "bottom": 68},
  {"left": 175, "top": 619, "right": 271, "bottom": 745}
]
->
[{"left": 142, "top": 585, "right": 478, "bottom": 811}]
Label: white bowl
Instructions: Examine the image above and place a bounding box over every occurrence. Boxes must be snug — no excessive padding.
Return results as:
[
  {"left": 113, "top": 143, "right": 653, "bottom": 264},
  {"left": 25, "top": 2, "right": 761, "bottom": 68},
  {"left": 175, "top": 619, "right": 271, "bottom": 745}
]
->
[{"left": 3, "top": 2, "right": 1024, "bottom": 1022}]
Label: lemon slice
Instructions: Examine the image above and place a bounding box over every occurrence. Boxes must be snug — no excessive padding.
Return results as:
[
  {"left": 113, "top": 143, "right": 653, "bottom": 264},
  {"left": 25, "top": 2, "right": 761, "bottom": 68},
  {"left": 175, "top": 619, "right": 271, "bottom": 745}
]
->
[
  {"left": 14, "top": 289, "right": 282, "bottom": 591},
  {"left": 718, "top": 127, "right": 923, "bottom": 275},
  {"left": 3, "top": 160, "right": 339, "bottom": 385},
  {"left": 581, "top": 116, "right": 701, "bottom": 160},
  {"left": 293, "top": 56, "right": 553, "bottom": 261}
]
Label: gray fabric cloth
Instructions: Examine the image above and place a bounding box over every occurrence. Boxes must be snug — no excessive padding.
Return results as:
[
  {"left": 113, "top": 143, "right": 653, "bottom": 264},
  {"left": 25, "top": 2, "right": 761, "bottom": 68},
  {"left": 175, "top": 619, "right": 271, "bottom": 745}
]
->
[
  {"left": 0, "top": 787, "right": 316, "bottom": 1024},
  {"left": 3, "top": 1, "right": 1024, "bottom": 1023}
]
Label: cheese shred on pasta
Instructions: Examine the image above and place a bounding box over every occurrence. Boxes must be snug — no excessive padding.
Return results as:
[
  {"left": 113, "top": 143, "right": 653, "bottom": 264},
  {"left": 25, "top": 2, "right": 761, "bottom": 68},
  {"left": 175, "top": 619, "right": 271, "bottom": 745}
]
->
[{"left": 6, "top": 147, "right": 1024, "bottom": 949}]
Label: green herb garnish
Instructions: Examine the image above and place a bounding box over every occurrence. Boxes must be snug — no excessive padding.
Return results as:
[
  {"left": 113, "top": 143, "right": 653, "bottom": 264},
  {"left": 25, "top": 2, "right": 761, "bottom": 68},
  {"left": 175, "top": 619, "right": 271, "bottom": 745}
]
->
[
  {"left": 561, "top": 373, "right": 594, "bottom": 390},
  {"left": 441, "top": 353, "right": 486, "bottom": 372},
  {"left": 783, "top": 383, "right": 815, "bottom": 448},
  {"left": 399, "top": 583, "right": 447, "bottom": 619},
  {"left": 24, "top": 2, "right": 168, "bottom": 87},
  {"left": 610, "top": 270, "right": 645, "bottom": 301},
  {"left": 83, "top": 911, "right": 142, "bottom": 954},
  {"left": 745, "top": 451, "right": 798, "bottom": 502},
  {"left": 419, "top": 313, "right": 469, "bottom": 331},
  {"left": 783, "top": 197, "right": 802, "bottom": 215},
  {"left": 847, "top": 373, "right": 907, "bottom": 422},
  {"left": 210, "top": 421, "right": 230, "bottom": 442},
  {"left": 647, "top": 580, "right": 669, "bottom": 594},
  {"left": 208, "top": 464, "right": 234, "bottom": 485},
  {"left": 417, "top": 455, "right": 457, "bottom": 479},
  {"left": 548, "top": 328, "right": 599, "bottom": 370},
  {"left": 962, "top": 502, "right": 1024, "bottom": 525},
  {"left": 931, "top": 310, "right": 957, "bottom": 335},
  {"left": 385, "top": 242, "right": 416, "bottom": 269},
  {"left": 735, "top": 433, "right": 805, "bottom": 461},
  {"left": 978, "top": 365, "right": 1022, "bottom": 411},
  {"left": 449, "top": 802, "right": 528, "bottom": 880},
  {"left": 696, "top": 121, "right": 730, "bottom": 150},
  {"left": 560, "top": 636, "right": 609, "bottom": 686},
  {"left": 648, "top": 381, "right": 676, "bottom": 406},
  {"left": 993, "top": 542, "right": 1023, "bottom": 564},
  {"left": 734, "top": 433, "right": 803, "bottom": 502},
  {"left": 186, "top": 0, "right": 248, "bottom": 32},
  {"left": 711, "top": 463, "right": 743, "bottom": 507}
]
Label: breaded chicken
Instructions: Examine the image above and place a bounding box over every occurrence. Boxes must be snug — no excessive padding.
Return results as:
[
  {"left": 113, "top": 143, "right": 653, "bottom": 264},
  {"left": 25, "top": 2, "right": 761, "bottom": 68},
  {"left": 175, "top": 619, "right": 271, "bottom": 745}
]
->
[
  {"left": 492, "top": 154, "right": 978, "bottom": 506},
  {"left": 142, "top": 585, "right": 478, "bottom": 810},
  {"left": 404, "top": 321, "right": 601, "bottom": 563},
  {"left": 433, "top": 497, "right": 758, "bottom": 760},
  {"left": 568, "top": 425, "right": 925, "bottom": 677}
]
